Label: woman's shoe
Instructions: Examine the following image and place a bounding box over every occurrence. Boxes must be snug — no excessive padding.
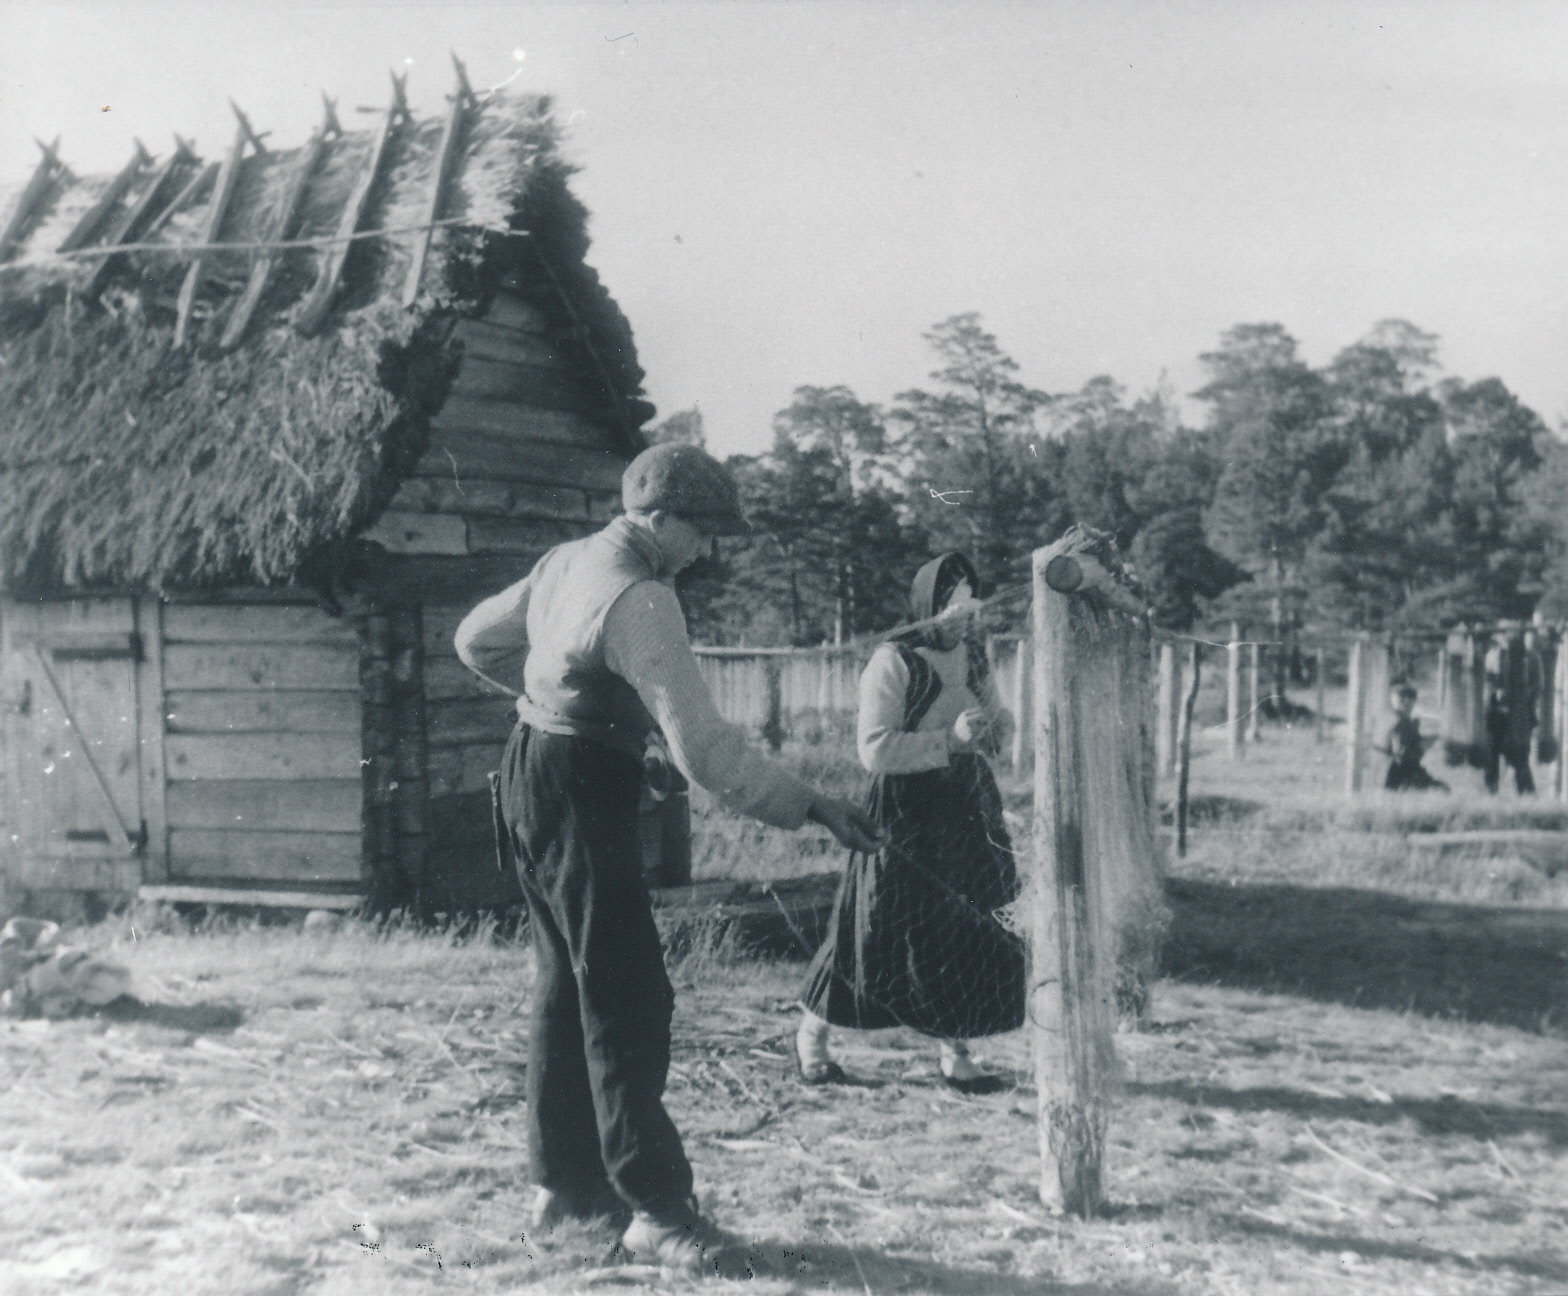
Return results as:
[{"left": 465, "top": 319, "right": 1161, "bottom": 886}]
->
[
  {"left": 795, "top": 1012, "right": 850, "bottom": 1084},
  {"left": 941, "top": 1071, "right": 1007, "bottom": 1096},
  {"left": 793, "top": 1040, "right": 851, "bottom": 1086},
  {"left": 939, "top": 1042, "right": 1006, "bottom": 1094}
]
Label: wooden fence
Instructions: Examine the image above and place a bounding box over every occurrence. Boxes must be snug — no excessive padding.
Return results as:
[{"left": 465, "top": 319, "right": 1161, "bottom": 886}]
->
[{"left": 692, "top": 636, "right": 1033, "bottom": 761}]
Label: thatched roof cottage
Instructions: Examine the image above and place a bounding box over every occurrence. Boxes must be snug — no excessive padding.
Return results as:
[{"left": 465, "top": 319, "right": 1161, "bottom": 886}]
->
[{"left": 0, "top": 69, "right": 651, "bottom": 919}]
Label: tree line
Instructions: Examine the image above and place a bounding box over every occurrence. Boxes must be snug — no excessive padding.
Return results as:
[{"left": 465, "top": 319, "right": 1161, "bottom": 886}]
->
[{"left": 655, "top": 313, "right": 1568, "bottom": 651}]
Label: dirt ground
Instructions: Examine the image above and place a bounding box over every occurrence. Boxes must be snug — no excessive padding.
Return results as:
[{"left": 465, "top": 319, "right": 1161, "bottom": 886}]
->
[
  {"left": 0, "top": 910, "right": 1564, "bottom": 1296},
  {"left": 3, "top": 700, "right": 1567, "bottom": 1294}
]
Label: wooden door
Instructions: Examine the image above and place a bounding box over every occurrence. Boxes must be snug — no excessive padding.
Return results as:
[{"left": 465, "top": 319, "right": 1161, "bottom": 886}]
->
[{"left": 1, "top": 599, "right": 147, "bottom": 893}]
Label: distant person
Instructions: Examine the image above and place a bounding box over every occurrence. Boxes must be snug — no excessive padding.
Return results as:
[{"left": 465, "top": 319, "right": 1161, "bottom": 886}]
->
[
  {"left": 1483, "top": 631, "right": 1538, "bottom": 795},
  {"left": 1380, "top": 684, "right": 1448, "bottom": 792},
  {"left": 795, "top": 552, "right": 1026, "bottom": 1095},
  {"left": 455, "top": 443, "right": 883, "bottom": 1274}
]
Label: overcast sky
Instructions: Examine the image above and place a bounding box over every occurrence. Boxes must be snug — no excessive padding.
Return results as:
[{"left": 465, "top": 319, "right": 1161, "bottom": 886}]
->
[{"left": 3, "top": 0, "right": 1566, "bottom": 456}]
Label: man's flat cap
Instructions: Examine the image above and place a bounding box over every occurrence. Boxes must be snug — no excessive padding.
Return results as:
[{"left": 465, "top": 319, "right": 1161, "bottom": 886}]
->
[{"left": 622, "top": 443, "right": 752, "bottom": 536}]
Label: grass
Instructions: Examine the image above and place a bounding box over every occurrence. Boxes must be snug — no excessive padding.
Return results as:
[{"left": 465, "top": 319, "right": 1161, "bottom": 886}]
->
[{"left": 1, "top": 680, "right": 1566, "bottom": 1293}]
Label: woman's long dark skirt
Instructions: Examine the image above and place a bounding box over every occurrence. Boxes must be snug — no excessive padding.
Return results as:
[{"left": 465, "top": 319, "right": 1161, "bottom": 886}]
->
[{"left": 801, "top": 752, "right": 1026, "bottom": 1039}]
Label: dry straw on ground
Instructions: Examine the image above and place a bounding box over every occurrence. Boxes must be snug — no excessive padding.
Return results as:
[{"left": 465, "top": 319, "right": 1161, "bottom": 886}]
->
[{"left": 0, "top": 694, "right": 1564, "bottom": 1294}]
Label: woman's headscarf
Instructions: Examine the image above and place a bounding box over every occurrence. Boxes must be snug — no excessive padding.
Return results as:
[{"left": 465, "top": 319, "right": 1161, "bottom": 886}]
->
[
  {"left": 907, "top": 552, "right": 982, "bottom": 627},
  {"left": 901, "top": 552, "right": 988, "bottom": 694}
]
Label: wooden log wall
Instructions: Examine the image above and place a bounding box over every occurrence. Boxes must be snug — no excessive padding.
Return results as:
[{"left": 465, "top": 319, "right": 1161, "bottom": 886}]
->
[
  {"left": 360, "top": 286, "right": 627, "bottom": 576},
  {"left": 419, "top": 604, "right": 524, "bottom": 914},
  {"left": 159, "top": 602, "right": 362, "bottom": 888}
]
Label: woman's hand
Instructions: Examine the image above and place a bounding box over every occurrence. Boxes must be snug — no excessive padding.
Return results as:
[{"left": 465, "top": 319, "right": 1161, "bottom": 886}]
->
[
  {"left": 807, "top": 797, "right": 887, "bottom": 855},
  {"left": 951, "top": 707, "right": 993, "bottom": 750}
]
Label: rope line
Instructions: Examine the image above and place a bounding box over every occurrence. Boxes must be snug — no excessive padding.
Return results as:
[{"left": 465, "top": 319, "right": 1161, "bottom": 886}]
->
[{"left": 0, "top": 217, "right": 534, "bottom": 270}]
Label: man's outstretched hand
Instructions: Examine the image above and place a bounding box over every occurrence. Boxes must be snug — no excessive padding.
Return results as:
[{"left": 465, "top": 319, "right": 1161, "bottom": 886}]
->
[{"left": 807, "top": 796, "right": 886, "bottom": 855}]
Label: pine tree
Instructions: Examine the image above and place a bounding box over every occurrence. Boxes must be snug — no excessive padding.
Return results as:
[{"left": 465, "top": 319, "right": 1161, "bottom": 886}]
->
[{"left": 890, "top": 314, "right": 1049, "bottom": 591}]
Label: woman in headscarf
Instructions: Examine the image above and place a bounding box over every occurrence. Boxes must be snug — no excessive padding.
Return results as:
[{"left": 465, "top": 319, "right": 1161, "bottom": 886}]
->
[{"left": 795, "top": 552, "right": 1027, "bottom": 1093}]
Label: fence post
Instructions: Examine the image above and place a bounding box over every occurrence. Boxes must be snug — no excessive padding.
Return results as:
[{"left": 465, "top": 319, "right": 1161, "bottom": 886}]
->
[
  {"left": 1156, "top": 642, "right": 1177, "bottom": 774},
  {"left": 1345, "top": 635, "right": 1367, "bottom": 794},
  {"left": 1246, "top": 641, "right": 1261, "bottom": 744},
  {"left": 814, "top": 650, "right": 831, "bottom": 741},
  {"left": 1176, "top": 642, "right": 1201, "bottom": 857},
  {"left": 1556, "top": 632, "right": 1568, "bottom": 799},
  {"left": 1536, "top": 628, "right": 1558, "bottom": 767},
  {"left": 1314, "top": 646, "right": 1327, "bottom": 744},
  {"left": 763, "top": 659, "right": 784, "bottom": 753},
  {"left": 1226, "top": 624, "right": 1245, "bottom": 760},
  {"left": 1031, "top": 539, "right": 1150, "bottom": 1215}
]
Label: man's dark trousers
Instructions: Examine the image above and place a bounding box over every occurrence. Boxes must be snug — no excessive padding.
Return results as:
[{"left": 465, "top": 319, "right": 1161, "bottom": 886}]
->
[{"left": 500, "top": 723, "right": 694, "bottom": 1217}]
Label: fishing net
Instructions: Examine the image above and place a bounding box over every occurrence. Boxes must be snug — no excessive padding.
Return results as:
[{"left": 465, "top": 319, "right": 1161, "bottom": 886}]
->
[{"left": 800, "top": 588, "right": 1166, "bottom": 1047}]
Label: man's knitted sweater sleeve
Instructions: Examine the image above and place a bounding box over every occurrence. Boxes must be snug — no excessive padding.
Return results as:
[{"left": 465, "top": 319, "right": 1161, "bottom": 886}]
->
[
  {"left": 453, "top": 573, "right": 533, "bottom": 695},
  {"left": 603, "top": 581, "right": 816, "bottom": 830}
]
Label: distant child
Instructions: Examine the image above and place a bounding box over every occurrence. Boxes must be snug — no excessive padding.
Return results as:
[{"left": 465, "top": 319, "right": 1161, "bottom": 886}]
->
[{"left": 1381, "top": 684, "right": 1449, "bottom": 792}]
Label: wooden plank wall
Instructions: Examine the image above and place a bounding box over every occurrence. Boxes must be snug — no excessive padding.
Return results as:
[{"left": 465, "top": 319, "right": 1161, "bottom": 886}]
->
[
  {"left": 161, "top": 602, "right": 363, "bottom": 888},
  {"left": 361, "top": 289, "right": 625, "bottom": 565},
  {"left": 420, "top": 603, "right": 523, "bottom": 913}
]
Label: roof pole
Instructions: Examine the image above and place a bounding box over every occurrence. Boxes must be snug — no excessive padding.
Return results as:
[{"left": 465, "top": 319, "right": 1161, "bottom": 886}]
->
[
  {"left": 400, "top": 54, "right": 475, "bottom": 308},
  {"left": 295, "top": 71, "right": 410, "bottom": 336}
]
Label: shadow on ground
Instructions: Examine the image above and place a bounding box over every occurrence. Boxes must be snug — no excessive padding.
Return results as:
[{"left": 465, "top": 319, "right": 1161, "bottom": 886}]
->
[
  {"left": 732, "top": 1238, "right": 1163, "bottom": 1295},
  {"left": 1159, "top": 794, "right": 1265, "bottom": 826},
  {"left": 98, "top": 997, "right": 244, "bottom": 1033},
  {"left": 1162, "top": 879, "right": 1568, "bottom": 1034},
  {"left": 1215, "top": 1212, "right": 1568, "bottom": 1284},
  {"left": 1128, "top": 1079, "right": 1568, "bottom": 1146}
]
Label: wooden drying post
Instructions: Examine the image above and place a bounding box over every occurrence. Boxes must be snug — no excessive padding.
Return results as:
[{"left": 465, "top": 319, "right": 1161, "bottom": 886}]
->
[
  {"left": 174, "top": 103, "right": 265, "bottom": 347},
  {"left": 220, "top": 98, "right": 340, "bottom": 349},
  {"left": 1226, "top": 623, "right": 1244, "bottom": 760},
  {"left": 1176, "top": 641, "right": 1201, "bottom": 857},
  {"left": 0, "top": 137, "right": 68, "bottom": 263},
  {"left": 1344, "top": 635, "right": 1368, "bottom": 793},
  {"left": 1314, "top": 645, "right": 1327, "bottom": 743},
  {"left": 401, "top": 55, "right": 474, "bottom": 308},
  {"left": 296, "top": 72, "right": 410, "bottom": 335},
  {"left": 1156, "top": 641, "right": 1177, "bottom": 774},
  {"left": 1031, "top": 537, "right": 1147, "bottom": 1215},
  {"left": 1555, "top": 640, "right": 1568, "bottom": 800},
  {"left": 1246, "top": 641, "right": 1261, "bottom": 743}
]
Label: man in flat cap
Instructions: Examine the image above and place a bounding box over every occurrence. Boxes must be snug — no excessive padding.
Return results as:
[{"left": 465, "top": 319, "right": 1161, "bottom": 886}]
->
[{"left": 455, "top": 443, "right": 882, "bottom": 1272}]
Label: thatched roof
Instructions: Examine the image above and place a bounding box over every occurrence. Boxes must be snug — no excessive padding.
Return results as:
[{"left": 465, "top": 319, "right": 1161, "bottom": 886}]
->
[{"left": 0, "top": 83, "right": 651, "bottom": 593}]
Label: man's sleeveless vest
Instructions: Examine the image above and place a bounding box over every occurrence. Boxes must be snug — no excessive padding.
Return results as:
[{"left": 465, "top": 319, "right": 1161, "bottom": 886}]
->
[{"left": 514, "top": 517, "right": 663, "bottom": 757}]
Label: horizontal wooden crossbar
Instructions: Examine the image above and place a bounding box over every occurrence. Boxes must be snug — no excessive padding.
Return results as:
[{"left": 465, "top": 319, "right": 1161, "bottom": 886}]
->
[{"left": 137, "top": 885, "right": 364, "bottom": 910}]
